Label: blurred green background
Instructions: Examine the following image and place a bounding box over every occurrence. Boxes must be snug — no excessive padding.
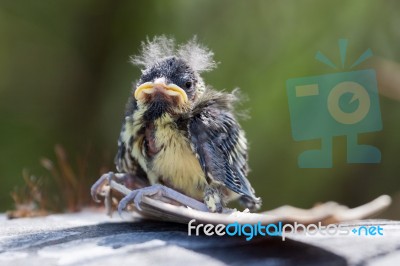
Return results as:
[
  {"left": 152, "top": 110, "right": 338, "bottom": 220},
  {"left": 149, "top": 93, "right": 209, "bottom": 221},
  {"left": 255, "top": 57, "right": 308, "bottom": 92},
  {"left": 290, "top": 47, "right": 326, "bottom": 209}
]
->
[{"left": 1, "top": 0, "right": 399, "bottom": 216}]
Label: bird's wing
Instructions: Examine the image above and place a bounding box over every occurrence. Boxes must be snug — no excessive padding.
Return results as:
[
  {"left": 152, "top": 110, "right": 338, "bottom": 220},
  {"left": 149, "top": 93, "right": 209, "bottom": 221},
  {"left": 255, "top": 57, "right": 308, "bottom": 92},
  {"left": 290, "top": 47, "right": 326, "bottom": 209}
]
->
[
  {"left": 115, "top": 122, "right": 135, "bottom": 174},
  {"left": 115, "top": 98, "right": 149, "bottom": 184},
  {"left": 188, "top": 104, "right": 257, "bottom": 199}
]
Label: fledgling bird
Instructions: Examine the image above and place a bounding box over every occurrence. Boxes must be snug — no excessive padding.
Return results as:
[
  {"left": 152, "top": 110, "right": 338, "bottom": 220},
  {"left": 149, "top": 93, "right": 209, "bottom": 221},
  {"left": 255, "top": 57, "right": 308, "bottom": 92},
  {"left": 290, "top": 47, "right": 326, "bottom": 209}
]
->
[{"left": 91, "top": 36, "right": 261, "bottom": 213}]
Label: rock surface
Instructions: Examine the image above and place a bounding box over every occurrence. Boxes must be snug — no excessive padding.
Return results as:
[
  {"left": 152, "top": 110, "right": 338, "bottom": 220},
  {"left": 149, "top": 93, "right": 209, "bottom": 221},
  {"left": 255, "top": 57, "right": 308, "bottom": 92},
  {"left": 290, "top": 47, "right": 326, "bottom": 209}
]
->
[{"left": 0, "top": 209, "right": 399, "bottom": 265}]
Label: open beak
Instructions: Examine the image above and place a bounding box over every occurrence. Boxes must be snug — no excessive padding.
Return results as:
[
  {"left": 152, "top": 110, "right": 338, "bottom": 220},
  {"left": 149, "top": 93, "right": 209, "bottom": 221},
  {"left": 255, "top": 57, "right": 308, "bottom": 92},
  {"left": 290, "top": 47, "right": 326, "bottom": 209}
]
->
[{"left": 134, "top": 81, "right": 188, "bottom": 104}]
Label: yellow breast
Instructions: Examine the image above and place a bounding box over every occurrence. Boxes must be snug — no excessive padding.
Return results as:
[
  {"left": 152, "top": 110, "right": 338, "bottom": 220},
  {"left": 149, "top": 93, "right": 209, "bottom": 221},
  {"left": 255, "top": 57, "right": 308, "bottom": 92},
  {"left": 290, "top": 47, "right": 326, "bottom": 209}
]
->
[
  {"left": 129, "top": 114, "right": 207, "bottom": 200},
  {"left": 152, "top": 115, "right": 206, "bottom": 200}
]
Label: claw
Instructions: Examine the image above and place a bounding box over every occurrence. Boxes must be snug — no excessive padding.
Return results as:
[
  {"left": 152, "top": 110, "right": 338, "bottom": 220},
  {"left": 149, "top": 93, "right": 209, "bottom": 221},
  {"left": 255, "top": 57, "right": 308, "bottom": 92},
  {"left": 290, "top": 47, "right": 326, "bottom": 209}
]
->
[
  {"left": 117, "top": 186, "right": 157, "bottom": 214},
  {"left": 118, "top": 190, "right": 138, "bottom": 215},
  {"left": 90, "top": 171, "right": 114, "bottom": 202},
  {"left": 134, "top": 193, "right": 142, "bottom": 211},
  {"left": 117, "top": 201, "right": 125, "bottom": 216}
]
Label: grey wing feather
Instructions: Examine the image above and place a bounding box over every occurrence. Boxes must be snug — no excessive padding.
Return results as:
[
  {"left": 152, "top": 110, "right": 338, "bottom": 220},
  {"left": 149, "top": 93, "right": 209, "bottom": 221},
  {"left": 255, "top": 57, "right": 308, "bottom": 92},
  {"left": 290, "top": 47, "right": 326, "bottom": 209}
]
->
[{"left": 188, "top": 103, "right": 257, "bottom": 200}]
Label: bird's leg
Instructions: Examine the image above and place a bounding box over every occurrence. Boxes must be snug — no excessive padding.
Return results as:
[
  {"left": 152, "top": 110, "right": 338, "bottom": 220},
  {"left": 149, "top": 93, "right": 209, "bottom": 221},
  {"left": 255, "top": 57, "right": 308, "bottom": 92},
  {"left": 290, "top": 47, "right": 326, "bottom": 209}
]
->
[
  {"left": 204, "top": 185, "right": 224, "bottom": 213},
  {"left": 91, "top": 172, "right": 115, "bottom": 215},
  {"left": 118, "top": 184, "right": 209, "bottom": 214}
]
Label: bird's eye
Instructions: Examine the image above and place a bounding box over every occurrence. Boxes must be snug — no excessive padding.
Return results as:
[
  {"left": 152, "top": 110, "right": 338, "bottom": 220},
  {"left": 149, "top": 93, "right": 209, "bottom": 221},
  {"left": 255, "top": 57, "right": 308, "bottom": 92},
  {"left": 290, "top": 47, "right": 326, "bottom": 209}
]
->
[{"left": 185, "top": 81, "right": 192, "bottom": 89}]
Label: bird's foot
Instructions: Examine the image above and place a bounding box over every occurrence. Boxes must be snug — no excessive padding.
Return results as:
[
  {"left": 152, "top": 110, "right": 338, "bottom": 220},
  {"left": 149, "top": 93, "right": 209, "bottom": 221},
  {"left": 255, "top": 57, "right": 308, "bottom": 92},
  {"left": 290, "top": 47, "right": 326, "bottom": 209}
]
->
[
  {"left": 91, "top": 171, "right": 114, "bottom": 215},
  {"left": 91, "top": 171, "right": 113, "bottom": 202},
  {"left": 91, "top": 172, "right": 129, "bottom": 200},
  {"left": 91, "top": 171, "right": 130, "bottom": 216},
  {"left": 118, "top": 184, "right": 209, "bottom": 214}
]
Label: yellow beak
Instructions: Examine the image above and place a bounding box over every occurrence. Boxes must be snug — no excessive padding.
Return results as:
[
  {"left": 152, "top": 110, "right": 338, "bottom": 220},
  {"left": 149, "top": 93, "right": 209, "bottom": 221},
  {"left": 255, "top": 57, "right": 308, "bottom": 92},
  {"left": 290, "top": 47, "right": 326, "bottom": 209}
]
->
[{"left": 134, "top": 82, "right": 188, "bottom": 103}]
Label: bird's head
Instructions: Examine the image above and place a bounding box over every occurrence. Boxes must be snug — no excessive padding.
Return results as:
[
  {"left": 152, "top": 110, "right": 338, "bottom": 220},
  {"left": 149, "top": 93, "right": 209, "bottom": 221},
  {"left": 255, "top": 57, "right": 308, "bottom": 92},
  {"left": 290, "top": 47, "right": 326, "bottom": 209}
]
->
[
  {"left": 135, "top": 57, "right": 199, "bottom": 110},
  {"left": 131, "top": 36, "right": 217, "bottom": 118}
]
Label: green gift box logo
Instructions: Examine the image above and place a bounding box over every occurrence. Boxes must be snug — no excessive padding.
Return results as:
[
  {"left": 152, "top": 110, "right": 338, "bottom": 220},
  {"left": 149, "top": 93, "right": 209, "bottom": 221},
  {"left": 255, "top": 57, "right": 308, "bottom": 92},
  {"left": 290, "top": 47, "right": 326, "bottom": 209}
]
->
[{"left": 286, "top": 39, "right": 382, "bottom": 168}]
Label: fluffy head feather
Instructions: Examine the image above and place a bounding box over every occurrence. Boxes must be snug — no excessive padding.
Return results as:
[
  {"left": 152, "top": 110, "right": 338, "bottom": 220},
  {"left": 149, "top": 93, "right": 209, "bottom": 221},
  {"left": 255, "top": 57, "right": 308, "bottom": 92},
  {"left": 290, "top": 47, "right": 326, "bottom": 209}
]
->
[{"left": 131, "top": 35, "right": 217, "bottom": 73}]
